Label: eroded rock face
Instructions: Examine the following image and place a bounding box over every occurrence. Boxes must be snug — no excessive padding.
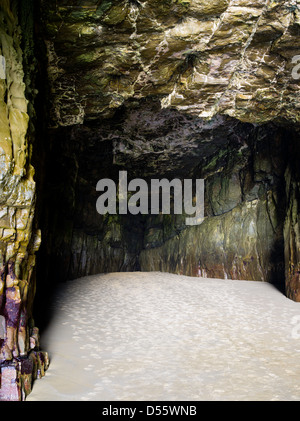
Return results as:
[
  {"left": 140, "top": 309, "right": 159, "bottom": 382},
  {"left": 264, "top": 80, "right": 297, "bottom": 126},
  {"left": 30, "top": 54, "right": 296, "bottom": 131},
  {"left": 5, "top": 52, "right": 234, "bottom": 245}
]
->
[
  {"left": 140, "top": 122, "right": 287, "bottom": 284},
  {"left": 284, "top": 129, "right": 300, "bottom": 302},
  {"left": 0, "top": 0, "right": 48, "bottom": 400},
  {"left": 41, "top": 0, "right": 300, "bottom": 125}
]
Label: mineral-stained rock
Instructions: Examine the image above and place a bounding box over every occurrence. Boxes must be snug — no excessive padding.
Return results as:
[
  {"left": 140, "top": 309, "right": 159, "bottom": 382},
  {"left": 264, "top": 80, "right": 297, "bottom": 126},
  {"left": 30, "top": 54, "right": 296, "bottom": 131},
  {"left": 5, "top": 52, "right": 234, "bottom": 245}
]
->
[
  {"left": 0, "top": 348, "right": 49, "bottom": 401},
  {"left": 140, "top": 195, "right": 283, "bottom": 283},
  {"left": 284, "top": 130, "right": 300, "bottom": 302},
  {"left": 0, "top": 364, "right": 20, "bottom": 401},
  {"left": 0, "top": 0, "right": 48, "bottom": 400},
  {"left": 40, "top": 0, "right": 300, "bottom": 126}
]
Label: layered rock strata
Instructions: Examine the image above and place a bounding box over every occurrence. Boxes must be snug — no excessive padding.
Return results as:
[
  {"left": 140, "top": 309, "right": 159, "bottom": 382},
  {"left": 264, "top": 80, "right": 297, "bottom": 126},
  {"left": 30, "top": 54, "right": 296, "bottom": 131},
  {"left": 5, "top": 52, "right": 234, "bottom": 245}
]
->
[
  {"left": 284, "top": 130, "right": 300, "bottom": 302},
  {"left": 0, "top": 0, "right": 48, "bottom": 401}
]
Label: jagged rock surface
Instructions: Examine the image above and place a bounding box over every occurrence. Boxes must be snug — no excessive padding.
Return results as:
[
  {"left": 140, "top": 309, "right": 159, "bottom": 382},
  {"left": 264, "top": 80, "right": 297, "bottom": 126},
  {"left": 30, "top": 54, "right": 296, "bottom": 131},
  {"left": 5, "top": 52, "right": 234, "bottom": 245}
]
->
[
  {"left": 41, "top": 0, "right": 300, "bottom": 125},
  {"left": 0, "top": 0, "right": 48, "bottom": 401}
]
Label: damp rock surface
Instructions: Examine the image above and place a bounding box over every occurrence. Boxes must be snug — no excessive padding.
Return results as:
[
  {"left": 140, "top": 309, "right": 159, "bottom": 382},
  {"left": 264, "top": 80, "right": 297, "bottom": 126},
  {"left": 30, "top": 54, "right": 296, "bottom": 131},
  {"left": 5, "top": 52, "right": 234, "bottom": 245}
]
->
[
  {"left": 42, "top": 0, "right": 300, "bottom": 125},
  {"left": 27, "top": 272, "right": 300, "bottom": 401}
]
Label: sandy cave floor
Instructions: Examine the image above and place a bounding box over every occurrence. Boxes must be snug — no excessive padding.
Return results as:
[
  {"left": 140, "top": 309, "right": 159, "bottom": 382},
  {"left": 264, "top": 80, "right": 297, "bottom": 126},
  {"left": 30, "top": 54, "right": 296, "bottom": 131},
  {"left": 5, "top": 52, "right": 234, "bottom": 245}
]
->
[{"left": 26, "top": 271, "right": 300, "bottom": 401}]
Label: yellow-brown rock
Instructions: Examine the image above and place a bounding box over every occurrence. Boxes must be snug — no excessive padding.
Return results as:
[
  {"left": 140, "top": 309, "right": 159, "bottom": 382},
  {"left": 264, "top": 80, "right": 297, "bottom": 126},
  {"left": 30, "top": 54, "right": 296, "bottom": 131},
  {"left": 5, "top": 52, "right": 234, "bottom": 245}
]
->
[{"left": 0, "top": 0, "right": 48, "bottom": 401}]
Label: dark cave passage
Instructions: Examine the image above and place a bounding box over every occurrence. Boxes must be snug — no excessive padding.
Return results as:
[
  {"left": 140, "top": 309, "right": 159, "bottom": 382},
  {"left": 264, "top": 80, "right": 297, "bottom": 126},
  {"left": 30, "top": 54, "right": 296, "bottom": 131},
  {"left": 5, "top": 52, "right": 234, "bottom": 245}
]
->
[{"left": 32, "top": 102, "right": 296, "bottom": 332}]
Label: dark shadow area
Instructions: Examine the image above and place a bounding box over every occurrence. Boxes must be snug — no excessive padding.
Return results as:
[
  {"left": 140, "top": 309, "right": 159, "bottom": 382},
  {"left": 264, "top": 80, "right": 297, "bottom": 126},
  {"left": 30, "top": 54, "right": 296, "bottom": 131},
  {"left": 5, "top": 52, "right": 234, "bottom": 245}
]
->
[{"left": 32, "top": 111, "right": 291, "bottom": 332}]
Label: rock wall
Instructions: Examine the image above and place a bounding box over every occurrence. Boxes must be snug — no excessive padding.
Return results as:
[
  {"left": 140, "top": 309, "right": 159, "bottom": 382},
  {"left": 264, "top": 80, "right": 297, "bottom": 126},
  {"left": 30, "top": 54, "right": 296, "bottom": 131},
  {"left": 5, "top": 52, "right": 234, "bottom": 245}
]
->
[
  {"left": 284, "top": 129, "right": 300, "bottom": 301},
  {"left": 0, "top": 0, "right": 48, "bottom": 401},
  {"left": 140, "top": 123, "right": 287, "bottom": 285}
]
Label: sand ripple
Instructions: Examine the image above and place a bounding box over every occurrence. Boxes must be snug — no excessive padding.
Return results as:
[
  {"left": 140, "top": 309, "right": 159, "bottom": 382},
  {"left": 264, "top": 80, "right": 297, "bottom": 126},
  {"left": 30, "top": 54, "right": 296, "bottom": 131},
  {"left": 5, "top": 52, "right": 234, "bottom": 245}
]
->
[{"left": 27, "top": 272, "right": 300, "bottom": 401}]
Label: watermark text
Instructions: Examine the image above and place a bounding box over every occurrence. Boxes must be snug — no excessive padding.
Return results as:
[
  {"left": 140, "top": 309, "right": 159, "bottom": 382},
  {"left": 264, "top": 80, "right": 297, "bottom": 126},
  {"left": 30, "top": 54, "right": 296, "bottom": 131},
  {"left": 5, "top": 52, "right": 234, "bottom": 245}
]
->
[
  {"left": 96, "top": 171, "right": 204, "bottom": 226},
  {"left": 292, "top": 55, "right": 300, "bottom": 80}
]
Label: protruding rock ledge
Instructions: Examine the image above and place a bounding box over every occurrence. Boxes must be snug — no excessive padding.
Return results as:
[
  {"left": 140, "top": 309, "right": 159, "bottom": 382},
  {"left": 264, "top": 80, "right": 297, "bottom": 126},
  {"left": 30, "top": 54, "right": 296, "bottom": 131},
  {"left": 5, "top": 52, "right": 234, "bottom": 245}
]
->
[{"left": 0, "top": 348, "right": 49, "bottom": 401}]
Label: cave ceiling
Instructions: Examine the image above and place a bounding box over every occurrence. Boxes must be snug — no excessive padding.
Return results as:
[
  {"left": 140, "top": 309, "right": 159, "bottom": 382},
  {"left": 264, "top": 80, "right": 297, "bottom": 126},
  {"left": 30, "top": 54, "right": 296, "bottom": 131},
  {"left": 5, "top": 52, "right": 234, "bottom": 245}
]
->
[
  {"left": 42, "top": 0, "right": 300, "bottom": 127},
  {"left": 39, "top": 0, "right": 300, "bottom": 182}
]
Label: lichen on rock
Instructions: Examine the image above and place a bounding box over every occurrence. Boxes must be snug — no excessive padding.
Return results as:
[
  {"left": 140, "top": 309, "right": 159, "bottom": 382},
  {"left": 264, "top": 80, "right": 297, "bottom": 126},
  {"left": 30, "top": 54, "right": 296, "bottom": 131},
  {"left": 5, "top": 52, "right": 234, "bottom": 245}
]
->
[
  {"left": 40, "top": 0, "right": 300, "bottom": 125},
  {"left": 0, "top": 0, "right": 48, "bottom": 401}
]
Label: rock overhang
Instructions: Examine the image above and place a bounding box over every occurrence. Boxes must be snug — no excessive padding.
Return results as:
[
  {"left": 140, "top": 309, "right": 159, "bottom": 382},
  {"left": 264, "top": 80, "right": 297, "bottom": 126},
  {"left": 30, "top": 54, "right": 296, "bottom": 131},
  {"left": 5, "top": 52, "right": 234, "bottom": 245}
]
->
[{"left": 40, "top": 0, "right": 300, "bottom": 127}]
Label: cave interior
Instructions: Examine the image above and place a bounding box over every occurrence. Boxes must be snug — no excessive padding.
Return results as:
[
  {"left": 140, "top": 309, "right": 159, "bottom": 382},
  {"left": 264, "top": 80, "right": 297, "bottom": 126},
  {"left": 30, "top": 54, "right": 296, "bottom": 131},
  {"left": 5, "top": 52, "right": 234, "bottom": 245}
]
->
[{"left": 0, "top": 0, "right": 300, "bottom": 401}]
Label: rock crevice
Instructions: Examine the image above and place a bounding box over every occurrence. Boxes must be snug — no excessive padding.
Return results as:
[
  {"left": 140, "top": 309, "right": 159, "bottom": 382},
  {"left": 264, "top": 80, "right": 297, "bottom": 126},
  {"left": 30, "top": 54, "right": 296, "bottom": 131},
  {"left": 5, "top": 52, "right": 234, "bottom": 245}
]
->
[{"left": 0, "top": 0, "right": 48, "bottom": 400}]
